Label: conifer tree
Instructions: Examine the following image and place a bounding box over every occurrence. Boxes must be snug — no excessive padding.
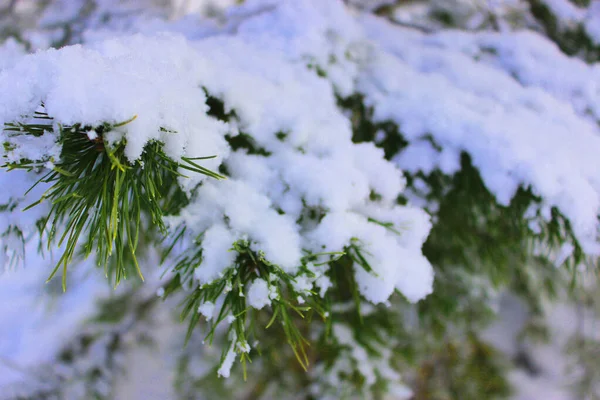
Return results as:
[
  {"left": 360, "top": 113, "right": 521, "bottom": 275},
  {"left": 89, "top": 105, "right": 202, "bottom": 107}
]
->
[{"left": 0, "top": 1, "right": 599, "bottom": 399}]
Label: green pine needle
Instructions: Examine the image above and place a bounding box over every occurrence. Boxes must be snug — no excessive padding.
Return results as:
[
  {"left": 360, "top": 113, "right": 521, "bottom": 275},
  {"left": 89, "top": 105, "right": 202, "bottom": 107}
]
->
[
  {"left": 2, "top": 110, "right": 223, "bottom": 290},
  {"left": 169, "top": 239, "right": 332, "bottom": 376}
]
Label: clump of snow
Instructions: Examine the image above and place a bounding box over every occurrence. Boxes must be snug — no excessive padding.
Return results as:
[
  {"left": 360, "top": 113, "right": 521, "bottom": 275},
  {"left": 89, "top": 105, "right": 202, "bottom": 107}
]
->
[
  {"left": 0, "top": 34, "right": 230, "bottom": 190},
  {"left": 171, "top": 180, "right": 303, "bottom": 276},
  {"left": 315, "top": 274, "right": 333, "bottom": 298},
  {"left": 0, "top": 39, "right": 26, "bottom": 70},
  {"left": 584, "top": 2, "right": 600, "bottom": 45},
  {"left": 247, "top": 279, "right": 270, "bottom": 310},
  {"left": 301, "top": 262, "right": 333, "bottom": 298},
  {"left": 198, "top": 301, "right": 216, "bottom": 320},
  {"left": 309, "top": 211, "right": 433, "bottom": 303},
  {"left": 217, "top": 333, "right": 237, "bottom": 378},
  {"left": 540, "top": 0, "right": 585, "bottom": 24},
  {"left": 194, "top": 223, "right": 236, "bottom": 285}
]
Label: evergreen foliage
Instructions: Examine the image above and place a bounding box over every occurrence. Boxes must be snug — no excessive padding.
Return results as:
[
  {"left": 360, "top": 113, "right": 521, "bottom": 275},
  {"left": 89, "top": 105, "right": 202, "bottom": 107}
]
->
[{"left": 0, "top": 1, "right": 599, "bottom": 399}]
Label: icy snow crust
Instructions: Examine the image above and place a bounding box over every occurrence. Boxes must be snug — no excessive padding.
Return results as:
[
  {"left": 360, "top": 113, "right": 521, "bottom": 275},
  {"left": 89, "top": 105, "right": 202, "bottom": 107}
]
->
[{"left": 1, "top": 0, "right": 600, "bottom": 381}]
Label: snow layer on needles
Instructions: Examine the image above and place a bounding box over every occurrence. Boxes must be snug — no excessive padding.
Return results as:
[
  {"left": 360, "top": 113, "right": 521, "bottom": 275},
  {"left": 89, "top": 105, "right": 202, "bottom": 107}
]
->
[
  {"left": 223, "top": 0, "right": 365, "bottom": 96},
  {"left": 358, "top": 15, "right": 600, "bottom": 253},
  {"left": 537, "top": 0, "right": 600, "bottom": 45},
  {"left": 5, "top": 0, "right": 599, "bottom": 310},
  {"left": 162, "top": 0, "right": 434, "bottom": 304},
  {"left": 171, "top": 180, "right": 303, "bottom": 279},
  {"left": 215, "top": 0, "right": 600, "bottom": 256},
  {"left": 412, "top": 29, "right": 600, "bottom": 124},
  {"left": 0, "top": 34, "right": 229, "bottom": 181}
]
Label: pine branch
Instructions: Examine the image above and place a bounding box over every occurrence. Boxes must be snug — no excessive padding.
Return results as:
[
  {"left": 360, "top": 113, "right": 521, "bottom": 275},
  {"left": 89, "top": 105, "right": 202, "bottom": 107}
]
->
[
  {"left": 165, "top": 238, "right": 339, "bottom": 378},
  {"left": 2, "top": 109, "right": 224, "bottom": 290}
]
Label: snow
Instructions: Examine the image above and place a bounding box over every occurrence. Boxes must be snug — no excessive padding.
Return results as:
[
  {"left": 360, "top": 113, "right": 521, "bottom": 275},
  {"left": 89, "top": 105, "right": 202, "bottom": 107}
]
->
[
  {"left": 334, "top": 323, "right": 377, "bottom": 385},
  {"left": 156, "top": 1, "right": 434, "bottom": 305},
  {"left": 0, "top": 169, "right": 51, "bottom": 269},
  {"left": 0, "top": 245, "right": 109, "bottom": 393},
  {"left": 484, "top": 291, "right": 600, "bottom": 400},
  {"left": 1, "top": 0, "right": 600, "bottom": 396},
  {"left": 247, "top": 278, "right": 270, "bottom": 310},
  {"left": 0, "top": 39, "right": 25, "bottom": 70},
  {"left": 584, "top": 2, "right": 600, "bottom": 45},
  {"left": 359, "top": 16, "right": 600, "bottom": 254},
  {"left": 292, "top": 275, "right": 312, "bottom": 295},
  {"left": 194, "top": 223, "right": 236, "bottom": 285},
  {"left": 1, "top": 0, "right": 597, "bottom": 320},
  {"left": 217, "top": 337, "right": 237, "bottom": 378},
  {"left": 315, "top": 274, "right": 333, "bottom": 298},
  {"left": 171, "top": 180, "right": 304, "bottom": 275},
  {"left": 540, "top": 0, "right": 585, "bottom": 24},
  {"left": 309, "top": 322, "right": 412, "bottom": 398},
  {"left": 0, "top": 34, "right": 230, "bottom": 182},
  {"left": 532, "top": 0, "right": 600, "bottom": 46},
  {"left": 309, "top": 211, "right": 433, "bottom": 303},
  {"left": 198, "top": 301, "right": 216, "bottom": 320}
]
